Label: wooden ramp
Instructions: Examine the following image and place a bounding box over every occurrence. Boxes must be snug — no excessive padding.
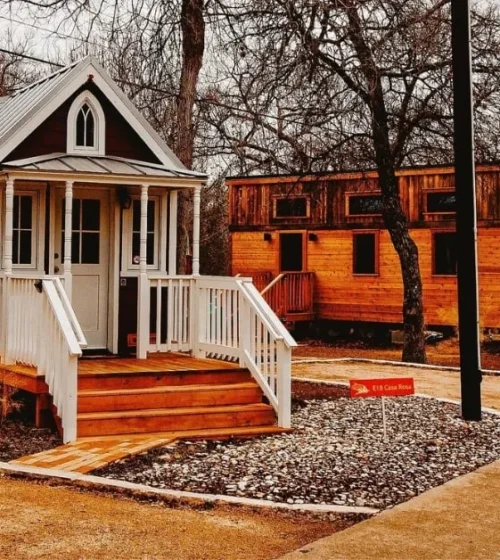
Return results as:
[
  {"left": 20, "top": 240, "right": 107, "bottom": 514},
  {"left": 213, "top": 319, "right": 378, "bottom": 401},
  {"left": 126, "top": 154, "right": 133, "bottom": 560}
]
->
[
  {"left": 10, "top": 425, "right": 286, "bottom": 474},
  {"left": 1, "top": 353, "right": 279, "bottom": 441}
]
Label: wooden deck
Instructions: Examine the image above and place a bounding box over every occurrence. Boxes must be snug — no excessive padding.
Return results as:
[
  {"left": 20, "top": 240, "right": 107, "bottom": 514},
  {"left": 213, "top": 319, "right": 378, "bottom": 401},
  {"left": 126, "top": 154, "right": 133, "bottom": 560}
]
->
[{"left": 1, "top": 352, "right": 278, "bottom": 442}]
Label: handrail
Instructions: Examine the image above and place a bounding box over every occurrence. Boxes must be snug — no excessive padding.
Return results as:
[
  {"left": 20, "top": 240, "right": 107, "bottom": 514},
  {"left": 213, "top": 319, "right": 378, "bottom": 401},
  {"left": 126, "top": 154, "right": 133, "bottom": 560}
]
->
[
  {"left": 2, "top": 275, "right": 86, "bottom": 442},
  {"left": 238, "top": 279, "right": 297, "bottom": 348},
  {"left": 42, "top": 280, "right": 85, "bottom": 357},
  {"left": 52, "top": 277, "right": 87, "bottom": 348},
  {"left": 260, "top": 273, "right": 285, "bottom": 296}
]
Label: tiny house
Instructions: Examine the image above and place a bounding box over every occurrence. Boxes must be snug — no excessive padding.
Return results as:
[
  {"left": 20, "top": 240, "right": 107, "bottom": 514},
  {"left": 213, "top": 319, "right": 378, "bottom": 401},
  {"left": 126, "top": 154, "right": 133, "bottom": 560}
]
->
[
  {"left": 0, "top": 57, "right": 294, "bottom": 443},
  {"left": 227, "top": 165, "right": 500, "bottom": 332}
]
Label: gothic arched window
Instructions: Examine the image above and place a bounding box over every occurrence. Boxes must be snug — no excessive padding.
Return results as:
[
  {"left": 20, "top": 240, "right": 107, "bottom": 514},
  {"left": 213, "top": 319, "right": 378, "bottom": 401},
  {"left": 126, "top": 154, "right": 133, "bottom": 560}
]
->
[
  {"left": 67, "top": 91, "right": 105, "bottom": 155},
  {"left": 76, "top": 103, "right": 96, "bottom": 147}
]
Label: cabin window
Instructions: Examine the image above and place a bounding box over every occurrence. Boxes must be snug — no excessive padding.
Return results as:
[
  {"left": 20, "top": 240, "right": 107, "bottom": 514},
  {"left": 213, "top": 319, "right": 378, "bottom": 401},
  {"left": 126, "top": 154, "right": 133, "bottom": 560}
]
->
[
  {"left": 76, "top": 104, "right": 96, "bottom": 148},
  {"left": 12, "top": 194, "right": 35, "bottom": 266},
  {"left": 426, "top": 191, "right": 456, "bottom": 213},
  {"left": 131, "top": 199, "right": 157, "bottom": 266},
  {"left": 273, "top": 196, "right": 309, "bottom": 218},
  {"left": 353, "top": 232, "right": 378, "bottom": 275},
  {"left": 347, "top": 194, "right": 383, "bottom": 216},
  {"left": 67, "top": 91, "right": 105, "bottom": 155},
  {"left": 433, "top": 232, "right": 457, "bottom": 275}
]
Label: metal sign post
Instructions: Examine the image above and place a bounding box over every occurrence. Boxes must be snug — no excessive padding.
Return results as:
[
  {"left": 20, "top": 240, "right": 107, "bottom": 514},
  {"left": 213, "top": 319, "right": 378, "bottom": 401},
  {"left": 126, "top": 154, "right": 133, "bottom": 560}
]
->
[{"left": 451, "top": 0, "right": 482, "bottom": 420}]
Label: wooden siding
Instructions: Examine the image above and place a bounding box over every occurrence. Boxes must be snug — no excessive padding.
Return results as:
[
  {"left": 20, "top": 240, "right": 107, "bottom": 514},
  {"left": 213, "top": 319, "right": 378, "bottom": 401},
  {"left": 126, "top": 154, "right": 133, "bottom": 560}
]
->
[
  {"left": 6, "top": 83, "right": 161, "bottom": 164},
  {"left": 228, "top": 164, "right": 500, "bottom": 230},
  {"left": 232, "top": 229, "right": 500, "bottom": 328},
  {"left": 228, "top": 165, "right": 500, "bottom": 328}
]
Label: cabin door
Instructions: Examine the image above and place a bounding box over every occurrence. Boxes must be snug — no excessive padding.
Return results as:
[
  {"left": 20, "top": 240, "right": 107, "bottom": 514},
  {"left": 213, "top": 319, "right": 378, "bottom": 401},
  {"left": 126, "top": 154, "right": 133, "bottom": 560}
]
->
[
  {"left": 55, "top": 189, "right": 110, "bottom": 349},
  {"left": 279, "top": 233, "right": 304, "bottom": 272}
]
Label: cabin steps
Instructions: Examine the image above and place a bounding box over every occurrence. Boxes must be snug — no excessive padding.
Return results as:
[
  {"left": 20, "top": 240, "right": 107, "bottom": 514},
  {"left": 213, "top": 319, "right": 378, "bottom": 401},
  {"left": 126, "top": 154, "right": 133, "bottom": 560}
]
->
[
  {"left": 77, "top": 403, "right": 276, "bottom": 437},
  {"left": 78, "top": 368, "right": 252, "bottom": 391},
  {"left": 77, "top": 382, "right": 263, "bottom": 413},
  {"left": 76, "top": 365, "right": 276, "bottom": 438}
]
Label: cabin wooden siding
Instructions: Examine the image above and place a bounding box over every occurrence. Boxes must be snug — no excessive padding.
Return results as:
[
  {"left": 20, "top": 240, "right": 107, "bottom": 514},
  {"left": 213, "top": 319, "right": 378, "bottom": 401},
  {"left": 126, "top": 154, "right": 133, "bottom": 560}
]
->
[
  {"left": 6, "top": 83, "right": 161, "bottom": 164},
  {"left": 228, "top": 165, "right": 500, "bottom": 328}
]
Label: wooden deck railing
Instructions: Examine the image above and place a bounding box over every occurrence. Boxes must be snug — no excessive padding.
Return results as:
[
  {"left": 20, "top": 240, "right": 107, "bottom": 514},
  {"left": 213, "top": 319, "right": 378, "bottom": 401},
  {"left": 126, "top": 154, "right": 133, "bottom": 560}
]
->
[
  {"left": 260, "top": 272, "right": 315, "bottom": 320},
  {"left": 0, "top": 275, "right": 87, "bottom": 443},
  {"left": 144, "top": 275, "right": 296, "bottom": 428}
]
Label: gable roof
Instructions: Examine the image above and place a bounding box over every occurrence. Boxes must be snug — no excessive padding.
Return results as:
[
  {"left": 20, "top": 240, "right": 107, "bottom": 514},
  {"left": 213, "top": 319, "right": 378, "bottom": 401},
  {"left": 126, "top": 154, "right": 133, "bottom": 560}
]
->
[{"left": 0, "top": 56, "right": 196, "bottom": 175}]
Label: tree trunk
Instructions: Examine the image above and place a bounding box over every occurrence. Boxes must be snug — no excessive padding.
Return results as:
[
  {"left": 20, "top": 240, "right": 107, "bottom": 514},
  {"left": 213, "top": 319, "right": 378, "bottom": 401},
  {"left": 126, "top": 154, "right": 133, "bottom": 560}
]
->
[
  {"left": 345, "top": 8, "right": 427, "bottom": 363},
  {"left": 370, "top": 87, "right": 427, "bottom": 363},
  {"left": 175, "top": 0, "right": 205, "bottom": 273}
]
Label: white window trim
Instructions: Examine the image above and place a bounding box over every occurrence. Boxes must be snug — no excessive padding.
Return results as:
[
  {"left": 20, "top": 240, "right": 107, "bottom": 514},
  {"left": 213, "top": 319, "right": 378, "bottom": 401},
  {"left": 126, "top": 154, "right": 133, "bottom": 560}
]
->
[
  {"left": 1, "top": 185, "right": 46, "bottom": 273},
  {"left": 67, "top": 90, "right": 106, "bottom": 156},
  {"left": 122, "top": 193, "right": 161, "bottom": 272}
]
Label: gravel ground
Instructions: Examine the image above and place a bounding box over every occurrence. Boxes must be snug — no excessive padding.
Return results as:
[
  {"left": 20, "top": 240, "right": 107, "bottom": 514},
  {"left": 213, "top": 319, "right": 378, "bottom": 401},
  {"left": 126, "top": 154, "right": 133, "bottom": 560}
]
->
[
  {"left": 99, "top": 393, "right": 500, "bottom": 510},
  {"left": 0, "top": 420, "right": 61, "bottom": 461}
]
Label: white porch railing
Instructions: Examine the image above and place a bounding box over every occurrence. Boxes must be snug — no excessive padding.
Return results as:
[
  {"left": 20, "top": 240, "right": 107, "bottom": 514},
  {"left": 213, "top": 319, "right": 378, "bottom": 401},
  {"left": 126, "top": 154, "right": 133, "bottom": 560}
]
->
[
  {"left": 145, "top": 275, "right": 296, "bottom": 427},
  {"left": 0, "top": 275, "right": 87, "bottom": 443}
]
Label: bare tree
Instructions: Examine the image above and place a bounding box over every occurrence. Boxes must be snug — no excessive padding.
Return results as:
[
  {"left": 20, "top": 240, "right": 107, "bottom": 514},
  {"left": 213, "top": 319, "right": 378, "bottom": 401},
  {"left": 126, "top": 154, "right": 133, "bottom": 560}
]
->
[{"left": 201, "top": 0, "right": 500, "bottom": 363}]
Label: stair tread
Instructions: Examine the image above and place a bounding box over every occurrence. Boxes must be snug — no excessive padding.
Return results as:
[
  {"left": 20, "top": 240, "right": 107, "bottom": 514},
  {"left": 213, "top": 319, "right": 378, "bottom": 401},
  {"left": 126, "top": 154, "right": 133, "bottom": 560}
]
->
[
  {"left": 79, "top": 382, "right": 259, "bottom": 398},
  {"left": 78, "top": 402, "right": 273, "bottom": 421},
  {"left": 78, "top": 367, "right": 248, "bottom": 378}
]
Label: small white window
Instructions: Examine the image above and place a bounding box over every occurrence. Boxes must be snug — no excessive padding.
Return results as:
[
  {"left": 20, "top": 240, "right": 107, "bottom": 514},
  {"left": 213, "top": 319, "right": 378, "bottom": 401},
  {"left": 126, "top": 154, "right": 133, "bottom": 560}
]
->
[
  {"left": 67, "top": 91, "right": 105, "bottom": 155},
  {"left": 76, "top": 104, "right": 96, "bottom": 148}
]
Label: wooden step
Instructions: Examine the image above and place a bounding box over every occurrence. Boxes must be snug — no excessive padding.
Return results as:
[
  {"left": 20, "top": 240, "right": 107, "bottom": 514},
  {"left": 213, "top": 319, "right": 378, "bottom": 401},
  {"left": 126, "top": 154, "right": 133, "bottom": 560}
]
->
[
  {"left": 78, "top": 382, "right": 263, "bottom": 413},
  {"left": 77, "top": 403, "right": 276, "bottom": 437},
  {"left": 78, "top": 368, "right": 252, "bottom": 391}
]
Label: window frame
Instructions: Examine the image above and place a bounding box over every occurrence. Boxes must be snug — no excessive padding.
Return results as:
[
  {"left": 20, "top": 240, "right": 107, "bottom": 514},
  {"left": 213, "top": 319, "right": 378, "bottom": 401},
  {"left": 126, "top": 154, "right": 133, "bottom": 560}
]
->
[
  {"left": 345, "top": 192, "right": 383, "bottom": 217},
  {"left": 272, "top": 195, "right": 311, "bottom": 220},
  {"left": 432, "top": 230, "right": 457, "bottom": 277},
  {"left": 352, "top": 230, "right": 379, "bottom": 276},
  {"left": 424, "top": 189, "right": 456, "bottom": 216},
  {"left": 11, "top": 190, "right": 39, "bottom": 269},
  {"left": 67, "top": 90, "right": 106, "bottom": 156}
]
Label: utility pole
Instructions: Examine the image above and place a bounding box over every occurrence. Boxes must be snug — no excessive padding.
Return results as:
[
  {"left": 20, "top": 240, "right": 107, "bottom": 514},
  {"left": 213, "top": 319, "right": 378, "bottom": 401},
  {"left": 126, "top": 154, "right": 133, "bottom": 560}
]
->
[{"left": 451, "top": 0, "right": 482, "bottom": 420}]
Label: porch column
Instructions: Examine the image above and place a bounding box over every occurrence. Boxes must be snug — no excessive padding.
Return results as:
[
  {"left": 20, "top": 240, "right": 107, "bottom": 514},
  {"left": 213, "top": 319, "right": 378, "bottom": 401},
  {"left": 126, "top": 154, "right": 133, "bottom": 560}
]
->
[
  {"left": 63, "top": 180, "right": 73, "bottom": 300},
  {"left": 168, "top": 190, "right": 178, "bottom": 275},
  {"left": 3, "top": 177, "right": 14, "bottom": 274},
  {"left": 137, "top": 184, "right": 150, "bottom": 359},
  {"left": 1, "top": 177, "right": 14, "bottom": 364},
  {"left": 192, "top": 185, "right": 201, "bottom": 276}
]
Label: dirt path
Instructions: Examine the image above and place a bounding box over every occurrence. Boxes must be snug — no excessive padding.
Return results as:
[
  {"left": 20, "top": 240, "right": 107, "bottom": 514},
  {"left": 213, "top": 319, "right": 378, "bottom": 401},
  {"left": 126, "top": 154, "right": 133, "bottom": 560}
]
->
[
  {"left": 292, "top": 360, "right": 500, "bottom": 410},
  {"left": 0, "top": 475, "right": 350, "bottom": 560}
]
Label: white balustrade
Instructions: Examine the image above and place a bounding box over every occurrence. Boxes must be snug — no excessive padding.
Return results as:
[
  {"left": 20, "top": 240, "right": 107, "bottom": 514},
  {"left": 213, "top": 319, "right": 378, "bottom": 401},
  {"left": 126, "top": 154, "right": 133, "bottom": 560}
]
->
[
  {"left": 1, "top": 275, "right": 86, "bottom": 443},
  {"left": 146, "top": 274, "right": 296, "bottom": 427}
]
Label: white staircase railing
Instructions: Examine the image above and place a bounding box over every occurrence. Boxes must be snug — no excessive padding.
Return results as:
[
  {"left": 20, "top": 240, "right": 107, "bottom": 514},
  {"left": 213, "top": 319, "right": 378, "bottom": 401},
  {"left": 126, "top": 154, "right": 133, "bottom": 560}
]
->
[
  {"left": 1, "top": 275, "right": 86, "bottom": 443},
  {"left": 146, "top": 275, "right": 296, "bottom": 427}
]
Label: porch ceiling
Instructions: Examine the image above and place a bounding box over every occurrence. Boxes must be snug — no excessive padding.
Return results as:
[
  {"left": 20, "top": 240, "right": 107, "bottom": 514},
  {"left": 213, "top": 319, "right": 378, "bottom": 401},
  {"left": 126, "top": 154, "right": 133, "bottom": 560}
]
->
[{"left": 0, "top": 153, "right": 207, "bottom": 187}]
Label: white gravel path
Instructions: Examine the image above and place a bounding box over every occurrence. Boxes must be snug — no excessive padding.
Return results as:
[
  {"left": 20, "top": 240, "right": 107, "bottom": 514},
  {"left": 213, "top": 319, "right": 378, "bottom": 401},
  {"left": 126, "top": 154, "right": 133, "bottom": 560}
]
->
[{"left": 100, "top": 396, "right": 500, "bottom": 509}]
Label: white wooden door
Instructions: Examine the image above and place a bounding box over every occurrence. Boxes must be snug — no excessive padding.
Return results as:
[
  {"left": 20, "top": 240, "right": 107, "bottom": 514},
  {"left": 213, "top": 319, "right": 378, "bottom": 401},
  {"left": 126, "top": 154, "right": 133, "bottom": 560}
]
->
[{"left": 55, "top": 189, "right": 110, "bottom": 349}]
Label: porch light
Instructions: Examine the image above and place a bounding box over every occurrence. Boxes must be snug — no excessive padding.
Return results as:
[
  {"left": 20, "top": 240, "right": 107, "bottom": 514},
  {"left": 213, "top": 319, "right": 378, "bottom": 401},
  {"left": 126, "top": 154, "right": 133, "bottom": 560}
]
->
[
  {"left": 263, "top": 233, "right": 272, "bottom": 242},
  {"left": 308, "top": 233, "right": 318, "bottom": 242}
]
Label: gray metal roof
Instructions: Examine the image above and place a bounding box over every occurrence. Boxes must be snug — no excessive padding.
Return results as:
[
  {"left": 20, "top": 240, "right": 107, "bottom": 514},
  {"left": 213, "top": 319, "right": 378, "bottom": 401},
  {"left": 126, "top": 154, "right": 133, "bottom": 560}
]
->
[
  {"left": 1, "top": 153, "right": 206, "bottom": 180},
  {"left": 0, "top": 60, "right": 80, "bottom": 146}
]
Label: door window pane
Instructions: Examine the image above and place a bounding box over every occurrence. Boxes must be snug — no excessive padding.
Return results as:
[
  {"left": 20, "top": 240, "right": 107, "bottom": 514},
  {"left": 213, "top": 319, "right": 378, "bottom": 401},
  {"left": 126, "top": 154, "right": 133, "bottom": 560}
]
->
[
  {"left": 81, "top": 232, "right": 100, "bottom": 264},
  {"left": 62, "top": 198, "right": 101, "bottom": 264},
  {"left": 82, "top": 199, "right": 100, "bottom": 231}
]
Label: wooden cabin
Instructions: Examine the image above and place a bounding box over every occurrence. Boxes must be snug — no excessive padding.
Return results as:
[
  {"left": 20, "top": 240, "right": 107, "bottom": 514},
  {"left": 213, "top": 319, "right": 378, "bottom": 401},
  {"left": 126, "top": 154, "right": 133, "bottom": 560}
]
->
[
  {"left": 0, "top": 57, "right": 295, "bottom": 443},
  {"left": 227, "top": 165, "right": 500, "bottom": 333}
]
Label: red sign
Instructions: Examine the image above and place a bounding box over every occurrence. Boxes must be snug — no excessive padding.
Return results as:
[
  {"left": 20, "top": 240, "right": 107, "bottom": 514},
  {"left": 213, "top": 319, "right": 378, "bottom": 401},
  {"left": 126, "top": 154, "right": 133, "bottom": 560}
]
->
[{"left": 350, "top": 378, "right": 415, "bottom": 398}]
